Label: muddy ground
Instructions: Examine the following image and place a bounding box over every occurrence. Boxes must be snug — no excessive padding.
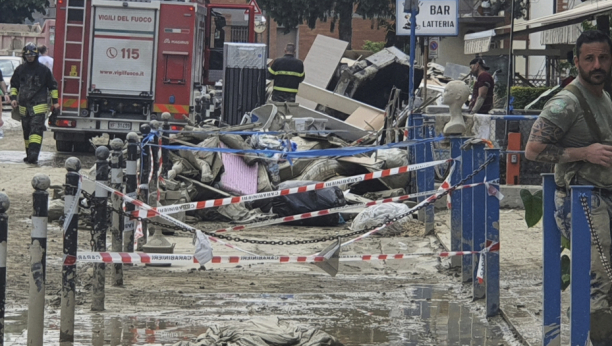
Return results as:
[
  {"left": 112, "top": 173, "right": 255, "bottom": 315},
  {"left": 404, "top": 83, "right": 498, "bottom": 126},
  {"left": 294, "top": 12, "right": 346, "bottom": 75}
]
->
[{"left": 0, "top": 118, "right": 522, "bottom": 345}]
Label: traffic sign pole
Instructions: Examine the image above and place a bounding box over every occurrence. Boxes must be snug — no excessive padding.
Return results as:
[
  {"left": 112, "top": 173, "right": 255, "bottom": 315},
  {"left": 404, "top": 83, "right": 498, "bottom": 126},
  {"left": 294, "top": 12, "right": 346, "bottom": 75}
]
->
[
  {"left": 409, "top": 7, "right": 417, "bottom": 111},
  {"left": 424, "top": 37, "right": 428, "bottom": 101}
]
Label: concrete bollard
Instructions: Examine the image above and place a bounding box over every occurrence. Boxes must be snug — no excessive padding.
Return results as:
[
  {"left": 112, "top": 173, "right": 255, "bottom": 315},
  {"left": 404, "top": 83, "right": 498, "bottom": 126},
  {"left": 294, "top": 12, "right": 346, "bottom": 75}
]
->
[
  {"left": 161, "top": 112, "right": 172, "bottom": 176},
  {"left": 124, "top": 132, "right": 139, "bottom": 253},
  {"left": 60, "top": 157, "right": 81, "bottom": 343},
  {"left": 92, "top": 147, "right": 110, "bottom": 312},
  {"left": 110, "top": 138, "right": 124, "bottom": 286},
  {"left": 28, "top": 173, "right": 50, "bottom": 346},
  {"left": 138, "top": 124, "right": 151, "bottom": 250},
  {"left": 0, "top": 193, "right": 9, "bottom": 346}
]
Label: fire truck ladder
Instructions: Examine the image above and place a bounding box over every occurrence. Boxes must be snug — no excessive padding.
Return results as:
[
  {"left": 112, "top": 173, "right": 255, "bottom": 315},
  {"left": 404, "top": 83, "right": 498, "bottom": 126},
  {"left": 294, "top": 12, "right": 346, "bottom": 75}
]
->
[{"left": 60, "top": 0, "right": 87, "bottom": 117}]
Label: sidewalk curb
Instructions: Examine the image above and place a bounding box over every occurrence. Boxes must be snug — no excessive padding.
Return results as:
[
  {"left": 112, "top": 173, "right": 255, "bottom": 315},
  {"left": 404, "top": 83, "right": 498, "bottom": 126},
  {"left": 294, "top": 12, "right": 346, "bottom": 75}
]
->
[{"left": 433, "top": 230, "right": 533, "bottom": 346}]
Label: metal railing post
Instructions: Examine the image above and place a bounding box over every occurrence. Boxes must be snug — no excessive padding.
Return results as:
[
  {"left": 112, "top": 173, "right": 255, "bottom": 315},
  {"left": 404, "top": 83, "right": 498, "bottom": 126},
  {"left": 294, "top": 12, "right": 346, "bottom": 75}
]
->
[
  {"left": 110, "top": 138, "right": 124, "bottom": 286},
  {"left": 423, "top": 118, "right": 435, "bottom": 234},
  {"left": 570, "top": 185, "right": 593, "bottom": 345},
  {"left": 472, "top": 143, "right": 486, "bottom": 300},
  {"left": 542, "top": 173, "right": 561, "bottom": 345},
  {"left": 60, "top": 157, "right": 81, "bottom": 343},
  {"left": 449, "top": 136, "right": 464, "bottom": 268},
  {"left": 485, "top": 148, "right": 500, "bottom": 317},
  {"left": 461, "top": 143, "right": 474, "bottom": 283},
  {"left": 28, "top": 174, "right": 50, "bottom": 346},
  {"left": 413, "top": 114, "right": 431, "bottom": 230},
  {"left": 0, "top": 193, "right": 9, "bottom": 346},
  {"left": 138, "top": 124, "right": 151, "bottom": 250},
  {"left": 125, "top": 132, "right": 139, "bottom": 253},
  {"left": 92, "top": 147, "right": 110, "bottom": 312},
  {"left": 161, "top": 112, "right": 172, "bottom": 176}
]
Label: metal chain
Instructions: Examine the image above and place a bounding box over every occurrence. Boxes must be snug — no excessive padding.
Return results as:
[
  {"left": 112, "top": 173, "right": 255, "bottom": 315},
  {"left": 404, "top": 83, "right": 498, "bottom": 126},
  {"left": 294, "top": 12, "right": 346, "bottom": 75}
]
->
[
  {"left": 81, "top": 189, "right": 113, "bottom": 251},
  {"left": 579, "top": 195, "right": 612, "bottom": 282},
  {"left": 83, "top": 155, "right": 495, "bottom": 246}
]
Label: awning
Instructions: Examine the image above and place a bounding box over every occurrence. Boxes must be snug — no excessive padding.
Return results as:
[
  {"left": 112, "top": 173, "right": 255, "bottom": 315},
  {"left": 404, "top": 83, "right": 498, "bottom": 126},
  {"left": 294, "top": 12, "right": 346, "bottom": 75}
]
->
[{"left": 464, "top": 0, "right": 612, "bottom": 54}]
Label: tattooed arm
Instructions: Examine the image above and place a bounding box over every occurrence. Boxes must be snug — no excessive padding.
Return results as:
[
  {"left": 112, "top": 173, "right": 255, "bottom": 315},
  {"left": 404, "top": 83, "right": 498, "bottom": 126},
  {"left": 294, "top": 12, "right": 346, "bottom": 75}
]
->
[
  {"left": 525, "top": 117, "right": 612, "bottom": 166},
  {"left": 525, "top": 118, "right": 570, "bottom": 163}
]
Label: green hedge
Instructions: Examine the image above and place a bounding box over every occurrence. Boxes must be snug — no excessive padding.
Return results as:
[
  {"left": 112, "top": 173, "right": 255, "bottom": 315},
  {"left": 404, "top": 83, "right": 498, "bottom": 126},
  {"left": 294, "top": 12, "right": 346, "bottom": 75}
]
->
[{"left": 511, "top": 86, "right": 551, "bottom": 110}]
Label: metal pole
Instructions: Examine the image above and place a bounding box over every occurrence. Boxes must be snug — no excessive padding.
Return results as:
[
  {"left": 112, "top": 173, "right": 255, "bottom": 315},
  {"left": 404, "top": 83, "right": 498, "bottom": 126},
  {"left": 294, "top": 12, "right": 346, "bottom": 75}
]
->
[
  {"left": 461, "top": 144, "right": 474, "bottom": 283},
  {"left": 449, "top": 137, "right": 464, "bottom": 269},
  {"left": 92, "top": 147, "right": 110, "bottom": 312},
  {"left": 506, "top": 0, "right": 516, "bottom": 114},
  {"left": 60, "top": 157, "right": 81, "bottom": 343},
  {"left": 472, "top": 143, "right": 486, "bottom": 300},
  {"left": 28, "top": 174, "right": 50, "bottom": 346},
  {"left": 423, "top": 119, "right": 435, "bottom": 235},
  {"left": 408, "top": 7, "right": 418, "bottom": 110},
  {"left": 125, "top": 132, "right": 139, "bottom": 253},
  {"left": 485, "top": 148, "right": 500, "bottom": 317},
  {"left": 541, "top": 173, "right": 561, "bottom": 345},
  {"left": 423, "top": 37, "right": 428, "bottom": 102},
  {"left": 161, "top": 112, "right": 172, "bottom": 176},
  {"left": 110, "top": 138, "right": 124, "bottom": 286},
  {"left": 150, "top": 120, "right": 160, "bottom": 204},
  {"left": 0, "top": 193, "right": 9, "bottom": 346},
  {"left": 138, "top": 124, "right": 151, "bottom": 250},
  {"left": 570, "top": 185, "right": 592, "bottom": 345}
]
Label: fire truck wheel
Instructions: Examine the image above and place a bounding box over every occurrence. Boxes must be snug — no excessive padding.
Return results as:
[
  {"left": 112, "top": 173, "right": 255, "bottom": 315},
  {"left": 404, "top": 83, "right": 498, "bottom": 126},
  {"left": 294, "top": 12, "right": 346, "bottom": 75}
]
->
[
  {"left": 73, "top": 141, "right": 93, "bottom": 153},
  {"left": 56, "top": 140, "right": 74, "bottom": 153}
]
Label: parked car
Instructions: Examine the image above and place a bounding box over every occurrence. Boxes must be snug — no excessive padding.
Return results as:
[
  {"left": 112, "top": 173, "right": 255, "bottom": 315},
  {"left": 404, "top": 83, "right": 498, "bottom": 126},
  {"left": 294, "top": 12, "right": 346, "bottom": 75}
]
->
[{"left": 0, "top": 56, "right": 23, "bottom": 111}]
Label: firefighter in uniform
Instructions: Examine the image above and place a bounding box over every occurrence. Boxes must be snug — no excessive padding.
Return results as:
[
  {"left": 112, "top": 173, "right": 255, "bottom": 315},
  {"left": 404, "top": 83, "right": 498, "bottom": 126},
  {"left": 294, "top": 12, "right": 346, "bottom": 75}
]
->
[
  {"left": 267, "top": 43, "right": 305, "bottom": 102},
  {"left": 10, "top": 43, "right": 59, "bottom": 164}
]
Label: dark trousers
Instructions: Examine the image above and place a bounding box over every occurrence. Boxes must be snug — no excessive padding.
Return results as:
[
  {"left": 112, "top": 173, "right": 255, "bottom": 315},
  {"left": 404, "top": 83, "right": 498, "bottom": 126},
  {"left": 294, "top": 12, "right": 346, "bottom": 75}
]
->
[
  {"left": 271, "top": 91, "right": 297, "bottom": 103},
  {"left": 21, "top": 110, "right": 46, "bottom": 163}
]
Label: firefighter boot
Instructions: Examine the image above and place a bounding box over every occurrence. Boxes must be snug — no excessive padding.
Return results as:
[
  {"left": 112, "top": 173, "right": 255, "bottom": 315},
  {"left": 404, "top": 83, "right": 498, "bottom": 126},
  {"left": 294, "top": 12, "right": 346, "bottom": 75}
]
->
[{"left": 26, "top": 114, "right": 46, "bottom": 164}]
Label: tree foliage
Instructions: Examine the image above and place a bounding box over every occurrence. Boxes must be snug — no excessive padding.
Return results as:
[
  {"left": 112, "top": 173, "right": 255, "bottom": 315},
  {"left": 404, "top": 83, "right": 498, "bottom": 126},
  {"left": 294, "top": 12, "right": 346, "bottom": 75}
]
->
[
  {"left": 0, "top": 0, "right": 49, "bottom": 24},
  {"left": 257, "top": 0, "right": 394, "bottom": 49}
]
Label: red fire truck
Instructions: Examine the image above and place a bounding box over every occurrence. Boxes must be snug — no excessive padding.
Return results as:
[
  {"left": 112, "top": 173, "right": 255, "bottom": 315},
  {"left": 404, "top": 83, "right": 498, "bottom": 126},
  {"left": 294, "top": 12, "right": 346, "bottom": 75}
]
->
[{"left": 51, "top": 0, "right": 256, "bottom": 152}]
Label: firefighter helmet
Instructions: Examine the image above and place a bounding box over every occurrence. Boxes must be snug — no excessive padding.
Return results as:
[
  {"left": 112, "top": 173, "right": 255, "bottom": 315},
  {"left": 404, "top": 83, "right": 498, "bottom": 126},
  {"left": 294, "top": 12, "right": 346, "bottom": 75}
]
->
[{"left": 22, "top": 43, "right": 39, "bottom": 59}]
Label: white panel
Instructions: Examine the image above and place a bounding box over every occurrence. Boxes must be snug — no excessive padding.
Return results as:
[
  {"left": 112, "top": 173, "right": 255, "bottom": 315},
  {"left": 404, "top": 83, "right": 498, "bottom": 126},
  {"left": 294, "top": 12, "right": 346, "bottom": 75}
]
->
[
  {"left": 90, "top": 7, "right": 157, "bottom": 94},
  {"left": 32, "top": 217, "right": 48, "bottom": 238}
]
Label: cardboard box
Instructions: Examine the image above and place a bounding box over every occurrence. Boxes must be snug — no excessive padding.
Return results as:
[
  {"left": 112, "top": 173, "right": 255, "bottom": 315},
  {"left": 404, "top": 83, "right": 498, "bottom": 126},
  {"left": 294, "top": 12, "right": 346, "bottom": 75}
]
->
[{"left": 345, "top": 106, "right": 386, "bottom": 131}]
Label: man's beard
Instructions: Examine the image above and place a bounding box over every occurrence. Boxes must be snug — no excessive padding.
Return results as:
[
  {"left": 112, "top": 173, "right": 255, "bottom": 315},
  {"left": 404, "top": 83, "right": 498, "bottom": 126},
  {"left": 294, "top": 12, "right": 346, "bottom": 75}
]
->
[{"left": 578, "top": 65, "right": 609, "bottom": 86}]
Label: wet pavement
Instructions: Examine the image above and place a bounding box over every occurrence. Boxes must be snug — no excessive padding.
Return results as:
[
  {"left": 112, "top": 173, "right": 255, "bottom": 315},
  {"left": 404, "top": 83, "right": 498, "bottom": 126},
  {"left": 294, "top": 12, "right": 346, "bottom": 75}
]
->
[
  {"left": 0, "top": 150, "right": 96, "bottom": 168},
  {"left": 3, "top": 285, "right": 515, "bottom": 346}
]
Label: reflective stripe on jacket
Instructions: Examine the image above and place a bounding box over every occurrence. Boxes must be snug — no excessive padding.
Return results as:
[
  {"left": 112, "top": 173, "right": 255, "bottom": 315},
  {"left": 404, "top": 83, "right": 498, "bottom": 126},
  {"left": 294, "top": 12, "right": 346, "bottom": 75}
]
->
[{"left": 267, "top": 54, "right": 305, "bottom": 94}]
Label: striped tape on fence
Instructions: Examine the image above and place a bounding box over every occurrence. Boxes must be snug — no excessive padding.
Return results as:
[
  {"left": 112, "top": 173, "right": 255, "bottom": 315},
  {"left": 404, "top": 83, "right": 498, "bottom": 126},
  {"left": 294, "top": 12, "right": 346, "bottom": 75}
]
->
[
  {"left": 65, "top": 242, "right": 499, "bottom": 265},
  {"left": 85, "top": 177, "right": 259, "bottom": 257},
  {"left": 211, "top": 180, "right": 490, "bottom": 234},
  {"left": 130, "top": 159, "right": 451, "bottom": 219}
]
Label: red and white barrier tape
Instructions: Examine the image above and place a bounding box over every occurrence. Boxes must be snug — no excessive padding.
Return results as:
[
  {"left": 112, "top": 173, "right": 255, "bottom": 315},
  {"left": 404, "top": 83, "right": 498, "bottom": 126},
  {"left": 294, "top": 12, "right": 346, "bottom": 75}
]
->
[
  {"left": 82, "top": 176, "right": 257, "bottom": 258},
  {"left": 66, "top": 242, "right": 499, "bottom": 265},
  {"left": 338, "top": 161, "right": 460, "bottom": 250},
  {"left": 131, "top": 159, "right": 450, "bottom": 219},
  {"left": 211, "top": 179, "right": 491, "bottom": 234}
]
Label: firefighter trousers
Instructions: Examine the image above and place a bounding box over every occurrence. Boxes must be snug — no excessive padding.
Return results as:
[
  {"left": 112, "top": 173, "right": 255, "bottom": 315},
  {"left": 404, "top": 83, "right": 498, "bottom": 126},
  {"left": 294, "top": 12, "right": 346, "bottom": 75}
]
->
[{"left": 20, "top": 107, "right": 46, "bottom": 163}]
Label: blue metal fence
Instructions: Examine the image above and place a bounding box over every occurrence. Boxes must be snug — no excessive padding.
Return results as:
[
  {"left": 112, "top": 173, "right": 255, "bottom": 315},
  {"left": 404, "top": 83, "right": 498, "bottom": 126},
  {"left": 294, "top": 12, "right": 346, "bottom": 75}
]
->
[
  {"left": 542, "top": 174, "right": 593, "bottom": 345},
  {"left": 409, "top": 114, "right": 501, "bottom": 316}
]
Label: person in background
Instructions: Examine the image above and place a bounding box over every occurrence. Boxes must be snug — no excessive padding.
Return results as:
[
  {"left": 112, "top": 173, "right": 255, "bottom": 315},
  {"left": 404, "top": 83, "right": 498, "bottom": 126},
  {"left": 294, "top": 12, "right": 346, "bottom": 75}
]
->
[
  {"left": 38, "top": 45, "right": 53, "bottom": 71},
  {"left": 267, "top": 43, "right": 305, "bottom": 103},
  {"left": 468, "top": 57, "right": 494, "bottom": 114},
  {"left": 10, "top": 43, "right": 59, "bottom": 164}
]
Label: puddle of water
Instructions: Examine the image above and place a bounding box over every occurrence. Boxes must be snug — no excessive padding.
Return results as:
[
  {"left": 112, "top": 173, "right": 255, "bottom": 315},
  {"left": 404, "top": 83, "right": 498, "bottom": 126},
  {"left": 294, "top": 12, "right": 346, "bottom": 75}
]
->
[
  {"left": 0, "top": 150, "right": 95, "bottom": 168},
  {"left": 3, "top": 285, "right": 515, "bottom": 345}
]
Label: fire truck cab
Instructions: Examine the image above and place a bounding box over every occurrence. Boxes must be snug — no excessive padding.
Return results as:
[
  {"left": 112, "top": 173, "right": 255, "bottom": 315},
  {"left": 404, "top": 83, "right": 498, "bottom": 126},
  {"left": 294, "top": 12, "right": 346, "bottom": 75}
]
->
[{"left": 51, "top": 0, "right": 256, "bottom": 152}]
